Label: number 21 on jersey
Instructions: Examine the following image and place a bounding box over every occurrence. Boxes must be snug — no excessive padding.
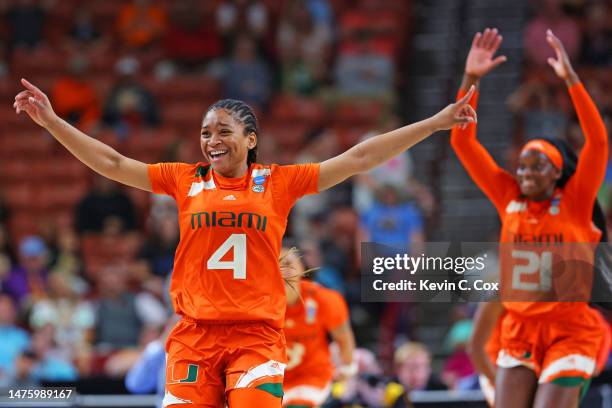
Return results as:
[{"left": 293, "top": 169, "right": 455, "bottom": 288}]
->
[
  {"left": 207, "top": 234, "right": 247, "bottom": 279},
  {"left": 511, "top": 250, "right": 552, "bottom": 291}
]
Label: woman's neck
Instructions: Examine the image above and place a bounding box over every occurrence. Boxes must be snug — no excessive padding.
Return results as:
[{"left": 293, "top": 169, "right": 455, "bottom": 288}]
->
[
  {"left": 528, "top": 186, "right": 556, "bottom": 202},
  {"left": 215, "top": 163, "right": 249, "bottom": 179}
]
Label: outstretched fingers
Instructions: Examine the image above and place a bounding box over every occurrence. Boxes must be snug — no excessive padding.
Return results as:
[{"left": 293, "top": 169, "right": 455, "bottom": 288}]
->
[
  {"left": 546, "top": 29, "right": 565, "bottom": 57},
  {"left": 21, "top": 78, "right": 44, "bottom": 96},
  {"left": 457, "top": 85, "right": 476, "bottom": 106},
  {"left": 471, "top": 32, "right": 483, "bottom": 49},
  {"left": 483, "top": 28, "right": 498, "bottom": 49}
]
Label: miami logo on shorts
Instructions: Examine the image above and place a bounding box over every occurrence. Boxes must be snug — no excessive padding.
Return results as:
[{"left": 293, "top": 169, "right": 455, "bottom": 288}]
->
[{"left": 169, "top": 362, "right": 200, "bottom": 384}]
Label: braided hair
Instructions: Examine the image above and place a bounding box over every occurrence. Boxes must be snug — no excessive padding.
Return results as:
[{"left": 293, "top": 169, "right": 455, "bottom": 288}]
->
[
  {"left": 537, "top": 136, "right": 608, "bottom": 242},
  {"left": 207, "top": 99, "right": 259, "bottom": 167}
]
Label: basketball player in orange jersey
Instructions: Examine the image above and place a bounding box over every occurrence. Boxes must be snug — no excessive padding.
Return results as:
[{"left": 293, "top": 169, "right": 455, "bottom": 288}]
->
[
  {"left": 14, "top": 74, "right": 475, "bottom": 407},
  {"left": 451, "top": 27, "right": 609, "bottom": 407},
  {"left": 279, "top": 247, "right": 355, "bottom": 408}
]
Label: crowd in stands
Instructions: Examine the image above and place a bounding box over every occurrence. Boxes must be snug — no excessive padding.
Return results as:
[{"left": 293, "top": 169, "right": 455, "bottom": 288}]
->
[
  {"left": 0, "top": 0, "right": 610, "bottom": 405},
  {"left": 509, "top": 0, "right": 612, "bottom": 238}
]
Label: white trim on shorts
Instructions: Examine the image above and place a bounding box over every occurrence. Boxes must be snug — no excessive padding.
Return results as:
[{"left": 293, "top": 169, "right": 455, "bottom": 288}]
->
[
  {"left": 496, "top": 349, "right": 535, "bottom": 371},
  {"left": 538, "top": 354, "right": 596, "bottom": 384},
  {"left": 234, "top": 360, "right": 286, "bottom": 389},
  {"left": 283, "top": 383, "right": 332, "bottom": 406}
]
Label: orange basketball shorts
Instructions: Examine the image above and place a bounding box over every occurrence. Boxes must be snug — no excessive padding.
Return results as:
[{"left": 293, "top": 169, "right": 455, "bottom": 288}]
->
[
  {"left": 496, "top": 306, "right": 607, "bottom": 385},
  {"left": 163, "top": 318, "right": 287, "bottom": 407}
]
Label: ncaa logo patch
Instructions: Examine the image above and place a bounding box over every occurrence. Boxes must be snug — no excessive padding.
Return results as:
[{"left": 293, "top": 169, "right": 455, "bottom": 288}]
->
[
  {"left": 254, "top": 176, "right": 266, "bottom": 185},
  {"left": 252, "top": 185, "right": 265, "bottom": 193}
]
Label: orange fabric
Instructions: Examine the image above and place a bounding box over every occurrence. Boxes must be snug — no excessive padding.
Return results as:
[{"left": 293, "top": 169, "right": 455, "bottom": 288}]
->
[
  {"left": 227, "top": 388, "right": 282, "bottom": 408},
  {"left": 51, "top": 77, "right": 100, "bottom": 129},
  {"left": 284, "top": 281, "right": 349, "bottom": 386},
  {"left": 165, "top": 319, "right": 286, "bottom": 406},
  {"left": 593, "top": 310, "right": 612, "bottom": 374},
  {"left": 521, "top": 139, "right": 563, "bottom": 169},
  {"left": 147, "top": 163, "right": 319, "bottom": 328},
  {"left": 450, "top": 83, "right": 608, "bottom": 317},
  {"left": 497, "top": 308, "right": 606, "bottom": 383},
  {"left": 116, "top": 3, "right": 167, "bottom": 48}
]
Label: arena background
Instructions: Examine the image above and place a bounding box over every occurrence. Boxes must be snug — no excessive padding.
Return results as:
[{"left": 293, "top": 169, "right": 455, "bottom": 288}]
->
[{"left": 0, "top": 0, "right": 610, "bottom": 407}]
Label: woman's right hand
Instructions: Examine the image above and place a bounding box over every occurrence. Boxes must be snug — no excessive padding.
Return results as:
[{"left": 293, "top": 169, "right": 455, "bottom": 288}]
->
[
  {"left": 465, "top": 28, "right": 507, "bottom": 80},
  {"left": 13, "top": 78, "right": 58, "bottom": 128}
]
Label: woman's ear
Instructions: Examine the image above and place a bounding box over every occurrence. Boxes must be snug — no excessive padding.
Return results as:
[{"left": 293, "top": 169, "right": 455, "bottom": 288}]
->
[
  {"left": 248, "top": 132, "right": 257, "bottom": 150},
  {"left": 553, "top": 165, "right": 562, "bottom": 181}
]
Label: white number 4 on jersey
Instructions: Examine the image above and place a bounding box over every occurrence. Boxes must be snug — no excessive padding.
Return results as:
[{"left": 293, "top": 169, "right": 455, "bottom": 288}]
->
[{"left": 207, "top": 234, "right": 247, "bottom": 279}]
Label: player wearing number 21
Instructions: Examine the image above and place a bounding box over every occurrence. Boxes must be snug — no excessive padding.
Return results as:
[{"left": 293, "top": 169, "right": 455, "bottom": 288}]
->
[
  {"left": 14, "top": 76, "right": 475, "bottom": 407},
  {"left": 451, "top": 28, "right": 609, "bottom": 408}
]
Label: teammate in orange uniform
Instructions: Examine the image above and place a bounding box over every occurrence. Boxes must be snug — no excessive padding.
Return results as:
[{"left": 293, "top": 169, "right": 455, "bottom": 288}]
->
[
  {"left": 279, "top": 247, "right": 356, "bottom": 408},
  {"left": 14, "top": 77, "right": 475, "bottom": 407},
  {"left": 451, "top": 28, "right": 610, "bottom": 407}
]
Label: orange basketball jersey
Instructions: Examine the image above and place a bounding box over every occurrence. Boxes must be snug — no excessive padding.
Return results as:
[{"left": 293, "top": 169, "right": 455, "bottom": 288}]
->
[
  {"left": 148, "top": 163, "right": 319, "bottom": 328},
  {"left": 451, "top": 83, "right": 608, "bottom": 317},
  {"left": 284, "top": 280, "right": 349, "bottom": 382}
]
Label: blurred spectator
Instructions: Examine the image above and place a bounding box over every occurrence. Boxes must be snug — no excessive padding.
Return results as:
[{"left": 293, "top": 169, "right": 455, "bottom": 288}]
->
[
  {"left": 305, "top": 0, "right": 333, "bottom": 30},
  {"left": 116, "top": 0, "right": 167, "bottom": 51},
  {"left": 361, "top": 185, "right": 425, "bottom": 255},
  {"left": 2, "top": 236, "right": 49, "bottom": 306},
  {"left": 102, "top": 56, "right": 161, "bottom": 134},
  {"left": 216, "top": 0, "right": 269, "bottom": 54},
  {"left": 580, "top": 2, "right": 612, "bottom": 66},
  {"left": 161, "top": 0, "right": 222, "bottom": 73},
  {"left": 441, "top": 319, "right": 476, "bottom": 390},
  {"left": 125, "top": 316, "right": 179, "bottom": 408},
  {"left": 63, "top": 5, "right": 108, "bottom": 55},
  {"left": 394, "top": 342, "right": 447, "bottom": 391},
  {"left": 507, "top": 79, "right": 568, "bottom": 140},
  {"left": 5, "top": 0, "right": 48, "bottom": 50},
  {"left": 217, "top": 35, "right": 272, "bottom": 110},
  {"left": 10, "top": 351, "right": 38, "bottom": 387},
  {"left": 0, "top": 223, "right": 16, "bottom": 266},
  {"left": 9, "top": 325, "right": 78, "bottom": 386},
  {"left": 49, "top": 228, "right": 82, "bottom": 280},
  {"left": 94, "top": 264, "right": 167, "bottom": 351},
  {"left": 330, "top": 347, "right": 389, "bottom": 407},
  {"left": 299, "top": 238, "right": 344, "bottom": 294},
  {"left": 334, "top": 31, "right": 394, "bottom": 99},
  {"left": 353, "top": 127, "right": 436, "bottom": 217},
  {"left": 292, "top": 129, "right": 341, "bottom": 237},
  {"left": 0, "top": 294, "right": 30, "bottom": 387},
  {"left": 27, "top": 325, "right": 78, "bottom": 382},
  {"left": 277, "top": 0, "right": 333, "bottom": 95},
  {"left": 51, "top": 54, "right": 101, "bottom": 130},
  {"left": 136, "top": 211, "right": 178, "bottom": 293},
  {"left": 75, "top": 175, "right": 138, "bottom": 235},
  {"left": 29, "top": 271, "right": 94, "bottom": 374},
  {"left": 523, "top": 0, "right": 581, "bottom": 66}
]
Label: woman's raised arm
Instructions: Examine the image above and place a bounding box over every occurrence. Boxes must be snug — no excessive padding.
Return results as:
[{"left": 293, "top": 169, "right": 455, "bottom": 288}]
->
[
  {"left": 14, "top": 78, "right": 152, "bottom": 192},
  {"left": 317, "top": 86, "right": 477, "bottom": 192}
]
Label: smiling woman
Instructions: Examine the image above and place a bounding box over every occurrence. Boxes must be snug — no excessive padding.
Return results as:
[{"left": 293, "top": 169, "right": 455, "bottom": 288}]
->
[
  {"left": 201, "top": 99, "right": 258, "bottom": 178},
  {"left": 13, "top": 75, "right": 475, "bottom": 407},
  {"left": 451, "top": 28, "right": 610, "bottom": 408}
]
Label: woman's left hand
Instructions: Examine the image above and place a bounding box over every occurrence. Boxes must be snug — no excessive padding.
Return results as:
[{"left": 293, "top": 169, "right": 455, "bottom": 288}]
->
[{"left": 546, "top": 29, "right": 579, "bottom": 85}]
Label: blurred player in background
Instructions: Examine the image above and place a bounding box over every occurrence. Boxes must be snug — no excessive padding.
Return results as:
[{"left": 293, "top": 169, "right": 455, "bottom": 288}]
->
[
  {"left": 452, "top": 28, "right": 610, "bottom": 408},
  {"left": 13, "top": 73, "right": 476, "bottom": 407},
  {"left": 280, "top": 246, "right": 355, "bottom": 407}
]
